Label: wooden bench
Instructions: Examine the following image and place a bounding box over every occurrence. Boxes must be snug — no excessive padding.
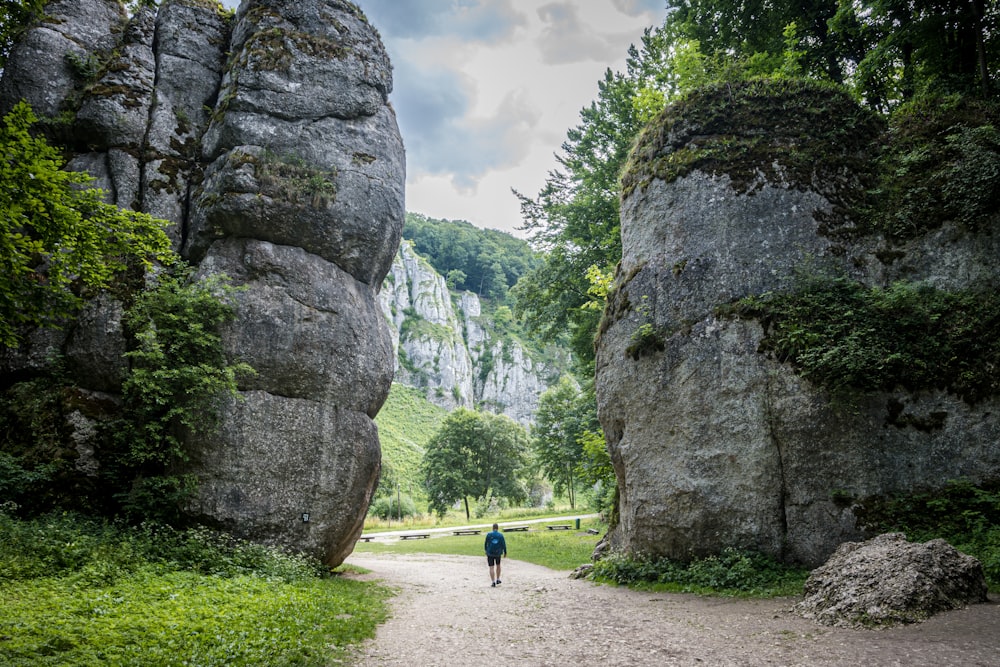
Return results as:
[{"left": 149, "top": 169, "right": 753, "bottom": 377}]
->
[
  {"left": 399, "top": 533, "right": 430, "bottom": 540},
  {"left": 503, "top": 526, "right": 529, "bottom": 532},
  {"left": 359, "top": 536, "right": 374, "bottom": 542},
  {"left": 546, "top": 524, "right": 572, "bottom": 530},
  {"left": 452, "top": 529, "right": 481, "bottom": 536}
]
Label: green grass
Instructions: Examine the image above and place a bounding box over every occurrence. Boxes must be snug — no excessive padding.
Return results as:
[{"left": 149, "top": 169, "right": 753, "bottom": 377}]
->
[
  {"left": 354, "top": 518, "right": 603, "bottom": 571},
  {"left": 0, "top": 512, "right": 392, "bottom": 666},
  {"left": 363, "top": 503, "right": 592, "bottom": 531},
  {"left": 373, "top": 383, "right": 447, "bottom": 502}
]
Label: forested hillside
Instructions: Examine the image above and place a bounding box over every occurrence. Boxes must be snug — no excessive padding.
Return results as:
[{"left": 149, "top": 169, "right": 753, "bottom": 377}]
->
[
  {"left": 380, "top": 214, "right": 569, "bottom": 420},
  {"left": 401, "top": 212, "right": 539, "bottom": 299}
]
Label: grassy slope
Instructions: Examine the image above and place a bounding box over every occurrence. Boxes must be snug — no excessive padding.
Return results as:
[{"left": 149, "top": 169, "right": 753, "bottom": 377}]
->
[{"left": 373, "top": 383, "right": 447, "bottom": 502}]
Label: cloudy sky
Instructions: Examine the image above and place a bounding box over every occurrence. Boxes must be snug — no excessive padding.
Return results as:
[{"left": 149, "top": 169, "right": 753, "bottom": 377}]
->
[{"left": 224, "top": 1, "right": 669, "bottom": 235}]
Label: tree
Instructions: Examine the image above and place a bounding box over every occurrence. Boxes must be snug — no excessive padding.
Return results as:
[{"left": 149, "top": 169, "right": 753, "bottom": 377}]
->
[
  {"left": 531, "top": 375, "right": 610, "bottom": 510},
  {"left": 0, "top": 101, "right": 173, "bottom": 347},
  {"left": 402, "top": 212, "right": 539, "bottom": 297},
  {"left": 512, "top": 31, "right": 672, "bottom": 375},
  {"left": 422, "top": 408, "right": 528, "bottom": 519},
  {"left": 830, "top": 0, "right": 997, "bottom": 106},
  {"left": 531, "top": 377, "right": 584, "bottom": 508},
  {"left": 0, "top": 0, "right": 43, "bottom": 72}
]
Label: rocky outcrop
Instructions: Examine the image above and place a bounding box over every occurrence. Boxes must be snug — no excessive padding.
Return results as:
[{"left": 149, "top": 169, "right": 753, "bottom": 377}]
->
[
  {"left": 796, "top": 533, "right": 988, "bottom": 627},
  {"left": 379, "top": 242, "right": 558, "bottom": 424},
  {"left": 596, "top": 81, "right": 1000, "bottom": 566},
  {"left": 380, "top": 241, "right": 475, "bottom": 410},
  {"left": 0, "top": 0, "right": 403, "bottom": 566}
]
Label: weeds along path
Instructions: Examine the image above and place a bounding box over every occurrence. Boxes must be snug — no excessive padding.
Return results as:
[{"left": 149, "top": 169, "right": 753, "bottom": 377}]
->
[{"left": 345, "top": 552, "right": 1000, "bottom": 667}]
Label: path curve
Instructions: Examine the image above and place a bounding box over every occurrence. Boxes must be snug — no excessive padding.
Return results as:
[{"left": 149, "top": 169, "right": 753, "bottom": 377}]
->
[{"left": 346, "top": 552, "right": 999, "bottom": 666}]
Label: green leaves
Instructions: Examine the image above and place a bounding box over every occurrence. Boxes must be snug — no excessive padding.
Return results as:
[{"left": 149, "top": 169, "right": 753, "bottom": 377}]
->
[
  {"left": 0, "top": 513, "right": 391, "bottom": 666},
  {"left": 0, "top": 102, "right": 173, "bottom": 347},
  {"left": 120, "top": 267, "right": 254, "bottom": 468},
  {"left": 733, "top": 276, "right": 1000, "bottom": 402},
  {"left": 422, "top": 408, "right": 529, "bottom": 518}
]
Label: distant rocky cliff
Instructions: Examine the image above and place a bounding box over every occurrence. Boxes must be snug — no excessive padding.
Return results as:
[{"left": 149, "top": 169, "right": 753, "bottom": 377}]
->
[
  {"left": 0, "top": 0, "right": 403, "bottom": 566},
  {"left": 379, "top": 241, "right": 559, "bottom": 426},
  {"left": 596, "top": 80, "right": 1000, "bottom": 566}
]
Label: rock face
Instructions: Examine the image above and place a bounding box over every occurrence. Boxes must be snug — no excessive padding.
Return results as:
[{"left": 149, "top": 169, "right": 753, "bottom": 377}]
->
[
  {"left": 379, "top": 242, "right": 558, "bottom": 425},
  {"left": 795, "top": 533, "right": 988, "bottom": 627},
  {"left": 0, "top": 0, "right": 403, "bottom": 566},
  {"left": 595, "top": 81, "right": 1000, "bottom": 566}
]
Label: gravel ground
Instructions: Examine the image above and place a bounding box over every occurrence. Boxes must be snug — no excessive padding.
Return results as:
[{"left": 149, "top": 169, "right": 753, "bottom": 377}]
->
[{"left": 345, "top": 552, "right": 999, "bottom": 667}]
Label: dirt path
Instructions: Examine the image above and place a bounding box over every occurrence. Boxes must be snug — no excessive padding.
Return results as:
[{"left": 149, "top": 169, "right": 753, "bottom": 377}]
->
[{"left": 345, "top": 552, "right": 999, "bottom": 666}]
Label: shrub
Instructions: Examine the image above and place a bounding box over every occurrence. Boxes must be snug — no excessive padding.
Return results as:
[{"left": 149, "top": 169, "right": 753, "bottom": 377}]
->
[
  {"left": 590, "top": 548, "right": 808, "bottom": 596},
  {"left": 856, "top": 479, "right": 1000, "bottom": 590},
  {"left": 368, "top": 494, "right": 418, "bottom": 521},
  {"left": 730, "top": 275, "right": 1000, "bottom": 402}
]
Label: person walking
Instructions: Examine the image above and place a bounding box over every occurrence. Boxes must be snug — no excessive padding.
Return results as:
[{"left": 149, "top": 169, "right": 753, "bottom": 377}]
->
[{"left": 484, "top": 523, "right": 507, "bottom": 587}]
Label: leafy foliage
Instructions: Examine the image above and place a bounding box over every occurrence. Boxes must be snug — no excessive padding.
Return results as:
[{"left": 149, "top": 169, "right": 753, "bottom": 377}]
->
[
  {"left": 110, "top": 266, "right": 254, "bottom": 521},
  {"left": 0, "top": 511, "right": 390, "bottom": 666},
  {"left": 0, "top": 266, "right": 255, "bottom": 523},
  {"left": 0, "top": 102, "right": 173, "bottom": 347},
  {"left": 871, "top": 96, "right": 1000, "bottom": 238},
  {"left": 668, "top": 0, "right": 998, "bottom": 108},
  {"left": 590, "top": 548, "right": 808, "bottom": 597},
  {"left": 120, "top": 266, "right": 253, "bottom": 464},
  {"left": 729, "top": 275, "right": 1000, "bottom": 402},
  {"left": 531, "top": 376, "right": 606, "bottom": 509},
  {"left": 855, "top": 479, "right": 1000, "bottom": 590},
  {"left": 403, "top": 212, "right": 539, "bottom": 300},
  {"left": 423, "top": 408, "right": 529, "bottom": 519}
]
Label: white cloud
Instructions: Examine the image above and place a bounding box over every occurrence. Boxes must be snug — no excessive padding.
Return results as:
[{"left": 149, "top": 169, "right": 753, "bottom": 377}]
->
[
  {"left": 358, "top": 0, "right": 527, "bottom": 43},
  {"left": 611, "top": 0, "right": 669, "bottom": 17},
  {"left": 223, "top": 0, "right": 668, "bottom": 235},
  {"left": 536, "top": 3, "right": 623, "bottom": 65}
]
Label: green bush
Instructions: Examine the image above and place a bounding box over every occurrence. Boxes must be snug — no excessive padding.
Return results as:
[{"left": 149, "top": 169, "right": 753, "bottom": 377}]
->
[
  {"left": 730, "top": 276, "right": 1000, "bottom": 402},
  {"left": 368, "top": 494, "right": 419, "bottom": 520},
  {"left": 872, "top": 96, "right": 1000, "bottom": 239},
  {"left": 856, "top": 479, "right": 1000, "bottom": 590},
  {"left": 590, "top": 548, "right": 809, "bottom": 597},
  {"left": 0, "top": 512, "right": 390, "bottom": 666}
]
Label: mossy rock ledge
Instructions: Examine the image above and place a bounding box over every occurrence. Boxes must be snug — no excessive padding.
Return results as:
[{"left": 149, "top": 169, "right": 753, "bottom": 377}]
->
[{"left": 596, "top": 79, "right": 1000, "bottom": 567}]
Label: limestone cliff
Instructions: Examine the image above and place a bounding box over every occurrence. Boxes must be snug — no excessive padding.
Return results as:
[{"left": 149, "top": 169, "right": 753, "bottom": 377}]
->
[
  {"left": 379, "top": 241, "right": 559, "bottom": 425},
  {"left": 0, "top": 0, "right": 403, "bottom": 566},
  {"left": 596, "top": 80, "right": 1000, "bottom": 566}
]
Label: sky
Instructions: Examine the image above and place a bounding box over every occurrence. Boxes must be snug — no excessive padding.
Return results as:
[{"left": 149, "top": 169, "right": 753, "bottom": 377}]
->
[{"left": 222, "top": 1, "right": 669, "bottom": 236}]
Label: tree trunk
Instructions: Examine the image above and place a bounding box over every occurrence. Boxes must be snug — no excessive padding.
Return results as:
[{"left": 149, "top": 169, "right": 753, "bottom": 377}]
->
[
  {"left": 969, "top": 0, "right": 991, "bottom": 97},
  {"left": 464, "top": 497, "right": 470, "bottom": 521}
]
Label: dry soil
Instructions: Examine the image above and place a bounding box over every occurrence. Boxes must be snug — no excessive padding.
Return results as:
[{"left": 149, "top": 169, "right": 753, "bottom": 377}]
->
[{"left": 345, "top": 552, "right": 999, "bottom": 667}]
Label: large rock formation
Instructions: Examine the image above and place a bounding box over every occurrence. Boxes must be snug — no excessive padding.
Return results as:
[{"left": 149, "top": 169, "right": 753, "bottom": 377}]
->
[
  {"left": 379, "top": 241, "right": 559, "bottom": 425},
  {"left": 0, "top": 0, "right": 403, "bottom": 566},
  {"left": 596, "top": 80, "right": 1000, "bottom": 566}
]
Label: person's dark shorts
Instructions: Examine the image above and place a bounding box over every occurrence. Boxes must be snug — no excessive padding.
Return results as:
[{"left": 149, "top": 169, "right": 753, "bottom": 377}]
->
[{"left": 487, "top": 555, "right": 502, "bottom": 566}]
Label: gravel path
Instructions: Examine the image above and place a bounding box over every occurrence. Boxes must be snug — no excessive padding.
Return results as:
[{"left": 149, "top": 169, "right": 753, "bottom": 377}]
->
[{"left": 345, "top": 552, "right": 999, "bottom": 666}]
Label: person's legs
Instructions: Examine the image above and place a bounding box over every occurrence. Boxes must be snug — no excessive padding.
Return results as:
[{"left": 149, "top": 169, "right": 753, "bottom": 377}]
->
[{"left": 495, "top": 558, "right": 502, "bottom": 584}]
